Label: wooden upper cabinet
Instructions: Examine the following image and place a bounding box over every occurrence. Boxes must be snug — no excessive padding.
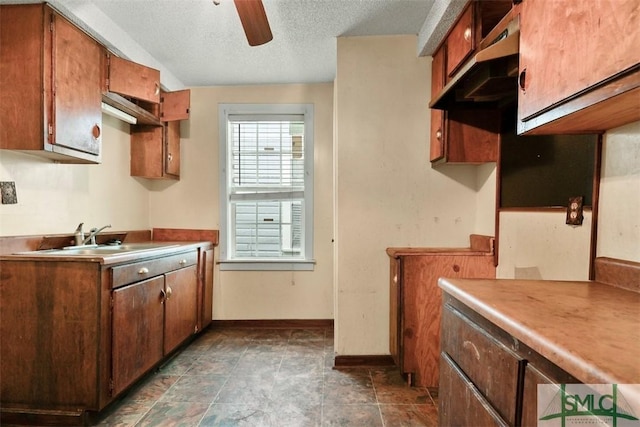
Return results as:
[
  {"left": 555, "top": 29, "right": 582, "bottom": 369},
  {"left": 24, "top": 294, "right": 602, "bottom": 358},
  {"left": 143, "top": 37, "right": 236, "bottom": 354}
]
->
[
  {"left": 107, "top": 54, "right": 161, "bottom": 104},
  {"left": 161, "top": 89, "right": 191, "bottom": 121},
  {"left": 131, "top": 121, "right": 181, "bottom": 180},
  {"left": 0, "top": 4, "right": 104, "bottom": 163},
  {"left": 446, "top": 3, "right": 475, "bottom": 78},
  {"left": 517, "top": 0, "right": 640, "bottom": 134},
  {"left": 430, "top": 46, "right": 446, "bottom": 162}
]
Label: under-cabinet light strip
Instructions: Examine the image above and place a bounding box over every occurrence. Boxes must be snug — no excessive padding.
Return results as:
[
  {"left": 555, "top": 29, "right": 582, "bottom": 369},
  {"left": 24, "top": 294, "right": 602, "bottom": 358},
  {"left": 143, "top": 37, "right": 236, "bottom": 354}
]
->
[{"left": 101, "top": 102, "right": 137, "bottom": 125}]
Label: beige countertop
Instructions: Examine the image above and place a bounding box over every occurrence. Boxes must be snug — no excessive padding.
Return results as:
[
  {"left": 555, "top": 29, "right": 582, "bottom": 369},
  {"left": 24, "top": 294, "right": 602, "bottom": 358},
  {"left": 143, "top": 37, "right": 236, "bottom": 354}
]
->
[
  {"left": 438, "top": 277, "right": 640, "bottom": 386},
  {"left": 0, "top": 241, "right": 212, "bottom": 266}
]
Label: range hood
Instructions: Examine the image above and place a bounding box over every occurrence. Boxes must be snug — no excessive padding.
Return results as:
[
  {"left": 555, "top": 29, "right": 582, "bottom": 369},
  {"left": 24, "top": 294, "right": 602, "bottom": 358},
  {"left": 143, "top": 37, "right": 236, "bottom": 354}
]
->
[{"left": 430, "top": 16, "right": 520, "bottom": 110}]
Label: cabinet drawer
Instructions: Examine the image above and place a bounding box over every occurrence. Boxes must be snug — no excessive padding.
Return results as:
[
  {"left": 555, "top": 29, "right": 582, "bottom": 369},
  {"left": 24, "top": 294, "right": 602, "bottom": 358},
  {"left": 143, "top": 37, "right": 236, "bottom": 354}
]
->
[
  {"left": 441, "top": 304, "right": 523, "bottom": 424},
  {"left": 112, "top": 251, "right": 197, "bottom": 288},
  {"left": 439, "top": 353, "right": 509, "bottom": 427}
]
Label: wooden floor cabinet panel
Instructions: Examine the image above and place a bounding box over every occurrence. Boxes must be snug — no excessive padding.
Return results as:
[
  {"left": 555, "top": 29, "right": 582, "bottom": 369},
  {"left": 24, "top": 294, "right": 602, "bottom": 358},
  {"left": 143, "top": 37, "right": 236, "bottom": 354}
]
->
[
  {"left": 164, "top": 265, "right": 198, "bottom": 354},
  {"left": 112, "top": 276, "right": 165, "bottom": 396},
  {"left": 389, "top": 251, "right": 495, "bottom": 387}
]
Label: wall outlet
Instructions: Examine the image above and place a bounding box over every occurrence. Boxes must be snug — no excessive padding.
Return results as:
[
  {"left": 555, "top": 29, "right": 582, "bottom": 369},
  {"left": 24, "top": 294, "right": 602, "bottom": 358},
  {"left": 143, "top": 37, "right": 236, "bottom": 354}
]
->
[
  {"left": 0, "top": 181, "right": 18, "bottom": 204},
  {"left": 566, "top": 196, "right": 583, "bottom": 225}
]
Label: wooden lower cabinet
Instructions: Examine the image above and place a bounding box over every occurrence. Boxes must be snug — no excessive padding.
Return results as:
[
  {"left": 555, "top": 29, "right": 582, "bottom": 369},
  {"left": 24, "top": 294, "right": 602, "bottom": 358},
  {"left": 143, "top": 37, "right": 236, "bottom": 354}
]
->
[
  {"left": 164, "top": 265, "right": 198, "bottom": 354},
  {"left": 388, "top": 245, "right": 495, "bottom": 388},
  {"left": 439, "top": 353, "right": 509, "bottom": 427},
  {"left": 439, "top": 296, "right": 580, "bottom": 427},
  {"left": 0, "top": 247, "right": 207, "bottom": 425},
  {"left": 112, "top": 276, "right": 165, "bottom": 396}
]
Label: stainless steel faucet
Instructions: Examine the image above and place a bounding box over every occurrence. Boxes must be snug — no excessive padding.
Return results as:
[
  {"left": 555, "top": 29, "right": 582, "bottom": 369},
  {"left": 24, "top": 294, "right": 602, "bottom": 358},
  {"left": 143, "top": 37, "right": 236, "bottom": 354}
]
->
[{"left": 74, "top": 223, "right": 111, "bottom": 246}]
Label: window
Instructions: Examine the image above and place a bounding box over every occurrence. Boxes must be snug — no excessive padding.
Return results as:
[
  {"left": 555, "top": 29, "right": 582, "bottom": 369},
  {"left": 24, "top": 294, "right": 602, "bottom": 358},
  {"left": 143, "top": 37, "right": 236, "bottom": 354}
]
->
[{"left": 219, "top": 104, "right": 314, "bottom": 270}]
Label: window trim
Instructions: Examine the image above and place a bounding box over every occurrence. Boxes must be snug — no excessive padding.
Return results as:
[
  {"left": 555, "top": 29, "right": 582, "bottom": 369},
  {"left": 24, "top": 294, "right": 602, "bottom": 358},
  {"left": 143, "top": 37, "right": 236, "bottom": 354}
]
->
[{"left": 218, "top": 103, "right": 315, "bottom": 271}]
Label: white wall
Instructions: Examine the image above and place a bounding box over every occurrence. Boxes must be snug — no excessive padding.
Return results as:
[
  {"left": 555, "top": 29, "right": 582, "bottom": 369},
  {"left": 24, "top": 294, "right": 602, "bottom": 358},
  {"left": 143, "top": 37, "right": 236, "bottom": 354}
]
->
[
  {"left": 497, "top": 121, "right": 640, "bottom": 279},
  {"left": 0, "top": 115, "right": 149, "bottom": 236},
  {"left": 597, "top": 121, "right": 640, "bottom": 262},
  {"left": 147, "top": 84, "right": 335, "bottom": 320},
  {"left": 497, "top": 211, "right": 593, "bottom": 280},
  {"left": 334, "top": 35, "right": 496, "bottom": 356}
]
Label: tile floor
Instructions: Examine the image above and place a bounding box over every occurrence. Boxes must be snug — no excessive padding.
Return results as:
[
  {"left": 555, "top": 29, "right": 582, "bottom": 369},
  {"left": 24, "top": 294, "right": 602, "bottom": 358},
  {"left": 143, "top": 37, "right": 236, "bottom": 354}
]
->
[{"left": 97, "top": 326, "right": 438, "bottom": 426}]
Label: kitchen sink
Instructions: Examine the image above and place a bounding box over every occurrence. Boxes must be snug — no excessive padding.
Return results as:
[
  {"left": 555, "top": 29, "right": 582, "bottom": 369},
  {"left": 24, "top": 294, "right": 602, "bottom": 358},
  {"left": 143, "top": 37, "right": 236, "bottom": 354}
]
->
[{"left": 15, "top": 242, "right": 180, "bottom": 257}]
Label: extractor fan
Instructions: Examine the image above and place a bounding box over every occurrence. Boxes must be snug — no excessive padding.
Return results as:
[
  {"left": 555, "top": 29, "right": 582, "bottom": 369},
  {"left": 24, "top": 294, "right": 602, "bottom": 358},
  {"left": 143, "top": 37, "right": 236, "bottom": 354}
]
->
[{"left": 214, "top": 0, "right": 273, "bottom": 46}]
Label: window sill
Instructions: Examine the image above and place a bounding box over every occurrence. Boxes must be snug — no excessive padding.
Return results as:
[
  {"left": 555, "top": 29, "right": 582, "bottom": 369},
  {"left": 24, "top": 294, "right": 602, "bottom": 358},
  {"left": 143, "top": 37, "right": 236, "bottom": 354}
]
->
[{"left": 219, "top": 259, "right": 316, "bottom": 271}]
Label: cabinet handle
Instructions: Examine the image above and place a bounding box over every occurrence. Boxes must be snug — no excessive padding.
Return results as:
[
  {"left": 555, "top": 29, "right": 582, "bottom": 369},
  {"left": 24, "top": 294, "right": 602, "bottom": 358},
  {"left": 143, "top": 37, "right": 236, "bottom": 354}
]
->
[
  {"left": 179, "top": 259, "right": 187, "bottom": 265},
  {"left": 138, "top": 267, "right": 149, "bottom": 275},
  {"left": 436, "top": 129, "right": 442, "bottom": 141},
  {"left": 463, "top": 27, "right": 472, "bottom": 42},
  {"left": 166, "top": 286, "right": 173, "bottom": 299},
  {"left": 92, "top": 124, "right": 101, "bottom": 140},
  {"left": 518, "top": 69, "right": 527, "bottom": 91},
  {"left": 160, "top": 289, "right": 167, "bottom": 304},
  {"left": 154, "top": 82, "right": 160, "bottom": 96},
  {"left": 167, "top": 153, "right": 173, "bottom": 162}
]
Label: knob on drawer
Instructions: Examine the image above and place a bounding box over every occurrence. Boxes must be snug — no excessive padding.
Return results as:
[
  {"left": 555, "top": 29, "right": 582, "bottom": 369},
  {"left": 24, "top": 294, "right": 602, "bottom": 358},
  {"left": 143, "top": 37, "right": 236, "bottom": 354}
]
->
[{"left": 138, "top": 267, "right": 149, "bottom": 275}]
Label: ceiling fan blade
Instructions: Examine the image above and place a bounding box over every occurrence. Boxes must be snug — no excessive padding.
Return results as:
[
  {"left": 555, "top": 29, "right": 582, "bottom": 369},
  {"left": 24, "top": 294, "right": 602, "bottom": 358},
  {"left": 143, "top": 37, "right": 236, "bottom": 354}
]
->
[{"left": 233, "top": 0, "right": 273, "bottom": 46}]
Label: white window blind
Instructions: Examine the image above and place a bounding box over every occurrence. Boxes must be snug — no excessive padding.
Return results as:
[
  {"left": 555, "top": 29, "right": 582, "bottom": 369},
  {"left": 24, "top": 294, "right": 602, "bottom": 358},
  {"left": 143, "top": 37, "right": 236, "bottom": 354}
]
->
[{"left": 219, "top": 105, "right": 314, "bottom": 269}]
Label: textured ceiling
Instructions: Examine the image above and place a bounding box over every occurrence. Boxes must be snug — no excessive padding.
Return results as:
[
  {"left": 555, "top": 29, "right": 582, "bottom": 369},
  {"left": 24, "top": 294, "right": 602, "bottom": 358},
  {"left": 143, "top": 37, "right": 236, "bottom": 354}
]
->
[
  {"left": 87, "top": 0, "right": 435, "bottom": 87},
  {"left": 0, "top": 0, "right": 464, "bottom": 88}
]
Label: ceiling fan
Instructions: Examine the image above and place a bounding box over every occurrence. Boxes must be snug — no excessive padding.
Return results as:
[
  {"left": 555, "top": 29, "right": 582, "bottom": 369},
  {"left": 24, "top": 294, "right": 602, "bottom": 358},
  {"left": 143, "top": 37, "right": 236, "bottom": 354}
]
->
[{"left": 218, "top": 0, "right": 273, "bottom": 46}]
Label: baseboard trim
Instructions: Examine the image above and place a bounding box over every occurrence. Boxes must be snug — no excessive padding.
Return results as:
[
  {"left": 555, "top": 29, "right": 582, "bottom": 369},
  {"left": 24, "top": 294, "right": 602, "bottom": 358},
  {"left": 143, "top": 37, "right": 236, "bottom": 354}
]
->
[
  {"left": 210, "top": 319, "right": 334, "bottom": 329},
  {"left": 333, "top": 355, "right": 395, "bottom": 368}
]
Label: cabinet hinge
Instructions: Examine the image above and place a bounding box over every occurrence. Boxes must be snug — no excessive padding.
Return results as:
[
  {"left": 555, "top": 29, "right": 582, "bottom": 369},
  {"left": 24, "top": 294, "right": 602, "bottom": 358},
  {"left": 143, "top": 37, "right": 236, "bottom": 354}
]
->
[
  {"left": 48, "top": 124, "right": 53, "bottom": 135},
  {"left": 194, "top": 325, "right": 199, "bottom": 333},
  {"left": 109, "top": 378, "right": 114, "bottom": 396}
]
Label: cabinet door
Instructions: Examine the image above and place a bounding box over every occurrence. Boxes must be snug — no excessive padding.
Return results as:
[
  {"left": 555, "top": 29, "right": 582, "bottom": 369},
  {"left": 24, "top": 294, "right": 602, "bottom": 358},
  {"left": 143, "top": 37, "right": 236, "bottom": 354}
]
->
[
  {"left": 401, "top": 254, "right": 495, "bottom": 387},
  {"left": 430, "top": 46, "right": 446, "bottom": 162},
  {"left": 165, "top": 121, "right": 181, "bottom": 177},
  {"left": 108, "top": 55, "right": 161, "bottom": 104},
  {"left": 389, "top": 257, "right": 402, "bottom": 367},
  {"left": 131, "top": 123, "right": 180, "bottom": 179},
  {"left": 164, "top": 265, "right": 198, "bottom": 354},
  {"left": 444, "top": 109, "right": 499, "bottom": 163},
  {"left": 199, "top": 248, "right": 215, "bottom": 331},
  {"left": 112, "top": 276, "right": 165, "bottom": 396},
  {"left": 446, "top": 3, "right": 475, "bottom": 78},
  {"left": 439, "top": 353, "right": 509, "bottom": 427},
  {"left": 51, "top": 9, "right": 103, "bottom": 156},
  {"left": 517, "top": 0, "right": 640, "bottom": 123},
  {"left": 161, "top": 89, "right": 191, "bottom": 121}
]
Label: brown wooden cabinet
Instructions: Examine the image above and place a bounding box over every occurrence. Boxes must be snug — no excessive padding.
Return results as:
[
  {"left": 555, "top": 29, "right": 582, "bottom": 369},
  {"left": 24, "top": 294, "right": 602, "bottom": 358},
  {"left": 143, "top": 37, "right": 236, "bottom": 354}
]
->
[
  {"left": 516, "top": 0, "right": 640, "bottom": 134},
  {"left": 107, "top": 54, "right": 161, "bottom": 104},
  {"left": 439, "top": 293, "right": 579, "bottom": 426},
  {"left": 429, "top": 2, "right": 502, "bottom": 165},
  {"left": 387, "top": 238, "right": 495, "bottom": 388},
  {"left": 131, "top": 121, "right": 181, "bottom": 179},
  {"left": 446, "top": 3, "right": 475, "bottom": 78},
  {"left": 130, "top": 90, "right": 189, "bottom": 180},
  {"left": 112, "top": 276, "right": 165, "bottom": 396},
  {"left": 0, "top": 4, "right": 104, "bottom": 164},
  {"left": 164, "top": 265, "right": 199, "bottom": 354},
  {"left": 0, "top": 246, "right": 205, "bottom": 425}
]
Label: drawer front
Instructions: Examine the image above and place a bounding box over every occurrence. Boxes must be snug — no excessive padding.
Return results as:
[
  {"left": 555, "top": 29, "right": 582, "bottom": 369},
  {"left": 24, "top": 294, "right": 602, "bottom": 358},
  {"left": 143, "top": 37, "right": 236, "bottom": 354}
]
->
[
  {"left": 439, "top": 353, "right": 509, "bottom": 427},
  {"left": 112, "top": 251, "right": 198, "bottom": 288},
  {"left": 441, "top": 304, "right": 523, "bottom": 424}
]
